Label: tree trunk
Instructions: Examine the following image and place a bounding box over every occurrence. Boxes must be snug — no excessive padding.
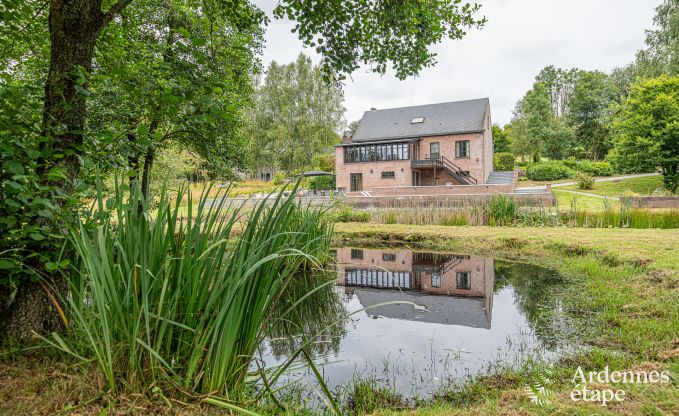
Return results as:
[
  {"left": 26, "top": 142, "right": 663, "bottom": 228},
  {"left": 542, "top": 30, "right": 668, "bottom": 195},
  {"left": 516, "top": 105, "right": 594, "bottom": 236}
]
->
[
  {"left": 141, "top": 147, "right": 155, "bottom": 201},
  {"left": 2, "top": 0, "right": 133, "bottom": 343}
]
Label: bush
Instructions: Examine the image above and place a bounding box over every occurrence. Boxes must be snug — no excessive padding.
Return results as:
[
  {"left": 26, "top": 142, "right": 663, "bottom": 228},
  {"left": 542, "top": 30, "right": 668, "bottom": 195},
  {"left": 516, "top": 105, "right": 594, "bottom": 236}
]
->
[
  {"left": 576, "top": 173, "right": 595, "bottom": 190},
  {"left": 308, "top": 175, "right": 335, "bottom": 190},
  {"left": 576, "top": 161, "right": 614, "bottom": 177},
  {"left": 272, "top": 171, "right": 287, "bottom": 185},
  {"left": 526, "top": 161, "right": 574, "bottom": 181},
  {"left": 333, "top": 205, "right": 370, "bottom": 222},
  {"left": 494, "top": 152, "right": 515, "bottom": 171}
]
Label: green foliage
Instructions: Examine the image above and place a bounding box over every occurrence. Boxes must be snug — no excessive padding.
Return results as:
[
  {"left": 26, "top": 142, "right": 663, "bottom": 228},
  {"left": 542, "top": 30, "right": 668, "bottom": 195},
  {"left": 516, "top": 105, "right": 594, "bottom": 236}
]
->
[
  {"left": 494, "top": 152, "right": 515, "bottom": 171},
  {"left": 272, "top": 171, "right": 288, "bottom": 185},
  {"left": 307, "top": 175, "right": 335, "bottom": 190},
  {"left": 567, "top": 70, "right": 618, "bottom": 160},
  {"left": 609, "top": 76, "right": 679, "bottom": 192},
  {"left": 247, "top": 54, "right": 344, "bottom": 174},
  {"left": 576, "top": 173, "right": 595, "bottom": 190},
  {"left": 575, "top": 161, "right": 615, "bottom": 176},
  {"left": 526, "top": 161, "right": 574, "bottom": 181},
  {"left": 634, "top": 0, "right": 679, "bottom": 78},
  {"left": 333, "top": 205, "right": 370, "bottom": 222},
  {"left": 0, "top": 75, "right": 78, "bottom": 283},
  {"left": 346, "top": 378, "right": 405, "bottom": 414},
  {"left": 492, "top": 124, "right": 511, "bottom": 153},
  {"left": 485, "top": 194, "right": 518, "bottom": 226},
  {"left": 274, "top": 0, "right": 486, "bottom": 80},
  {"left": 53, "top": 179, "right": 333, "bottom": 396}
]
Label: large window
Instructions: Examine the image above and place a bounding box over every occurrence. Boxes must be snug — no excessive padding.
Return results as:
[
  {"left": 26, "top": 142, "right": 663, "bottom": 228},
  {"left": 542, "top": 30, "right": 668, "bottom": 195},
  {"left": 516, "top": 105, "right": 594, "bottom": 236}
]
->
[
  {"left": 350, "top": 173, "right": 362, "bottom": 192},
  {"left": 455, "top": 140, "right": 470, "bottom": 158},
  {"left": 344, "top": 142, "right": 410, "bottom": 163}
]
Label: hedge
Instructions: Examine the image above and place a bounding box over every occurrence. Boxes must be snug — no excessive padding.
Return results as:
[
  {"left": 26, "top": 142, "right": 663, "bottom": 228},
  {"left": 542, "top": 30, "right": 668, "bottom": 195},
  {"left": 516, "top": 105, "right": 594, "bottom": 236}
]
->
[{"left": 526, "top": 161, "right": 574, "bottom": 181}]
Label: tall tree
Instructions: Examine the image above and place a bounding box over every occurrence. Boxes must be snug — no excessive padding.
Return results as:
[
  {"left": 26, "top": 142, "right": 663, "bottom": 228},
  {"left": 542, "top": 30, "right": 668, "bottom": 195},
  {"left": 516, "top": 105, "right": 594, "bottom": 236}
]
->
[
  {"left": 247, "top": 54, "right": 345, "bottom": 174},
  {"left": 535, "top": 65, "right": 578, "bottom": 118},
  {"left": 636, "top": 0, "right": 679, "bottom": 77},
  {"left": 609, "top": 76, "right": 679, "bottom": 192},
  {"left": 568, "top": 70, "right": 619, "bottom": 160},
  {"left": 519, "top": 83, "right": 553, "bottom": 162},
  {"left": 491, "top": 124, "right": 510, "bottom": 153}
]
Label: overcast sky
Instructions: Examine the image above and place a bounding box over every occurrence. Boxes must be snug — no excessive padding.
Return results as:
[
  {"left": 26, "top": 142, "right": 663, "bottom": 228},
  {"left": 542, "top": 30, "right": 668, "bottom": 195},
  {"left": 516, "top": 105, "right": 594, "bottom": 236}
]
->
[{"left": 254, "top": 0, "right": 659, "bottom": 126}]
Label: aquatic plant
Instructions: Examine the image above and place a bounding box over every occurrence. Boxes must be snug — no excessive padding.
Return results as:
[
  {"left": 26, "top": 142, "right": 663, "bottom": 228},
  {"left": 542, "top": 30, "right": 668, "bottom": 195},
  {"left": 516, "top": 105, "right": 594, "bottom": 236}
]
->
[{"left": 48, "top": 178, "right": 333, "bottom": 400}]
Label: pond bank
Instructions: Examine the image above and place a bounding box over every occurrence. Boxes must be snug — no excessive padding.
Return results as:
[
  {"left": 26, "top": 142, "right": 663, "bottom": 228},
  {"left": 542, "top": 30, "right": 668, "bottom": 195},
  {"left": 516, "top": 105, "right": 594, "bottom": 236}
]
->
[
  {"left": 1, "top": 225, "right": 677, "bottom": 415},
  {"left": 332, "top": 223, "right": 678, "bottom": 415}
]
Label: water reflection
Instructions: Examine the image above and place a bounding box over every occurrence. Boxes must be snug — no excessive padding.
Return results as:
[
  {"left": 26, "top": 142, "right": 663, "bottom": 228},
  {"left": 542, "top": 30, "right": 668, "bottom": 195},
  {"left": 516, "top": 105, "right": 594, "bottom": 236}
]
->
[
  {"left": 257, "top": 247, "right": 571, "bottom": 398},
  {"left": 336, "top": 248, "right": 494, "bottom": 328}
]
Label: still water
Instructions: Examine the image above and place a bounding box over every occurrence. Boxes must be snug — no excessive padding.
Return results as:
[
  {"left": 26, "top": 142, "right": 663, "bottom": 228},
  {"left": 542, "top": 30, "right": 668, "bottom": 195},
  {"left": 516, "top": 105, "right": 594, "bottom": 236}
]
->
[{"left": 256, "top": 247, "right": 573, "bottom": 398}]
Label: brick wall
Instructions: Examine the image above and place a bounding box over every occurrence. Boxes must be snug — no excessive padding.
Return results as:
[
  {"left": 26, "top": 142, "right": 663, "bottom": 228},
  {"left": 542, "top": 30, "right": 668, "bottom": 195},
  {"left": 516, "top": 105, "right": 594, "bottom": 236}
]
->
[
  {"left": 343, "top": 192, "right": 555, "bottom": 208},
  {"left": 368, "top": 183, "right": 516, "bottom": 196},
  {"left": 334, "top": 146, "right": 412, "bottom": 192},
  {"left": 418, "top": 132, "right": 488, "bottom": 184},
  {"left": 622, "top": 196, "right": 679, "bottom": 208}
]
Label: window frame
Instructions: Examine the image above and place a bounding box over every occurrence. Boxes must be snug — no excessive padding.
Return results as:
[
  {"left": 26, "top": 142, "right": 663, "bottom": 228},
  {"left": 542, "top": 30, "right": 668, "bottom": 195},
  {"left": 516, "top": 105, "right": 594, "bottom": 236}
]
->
[
  {"left": 350, "top": 173, "right": 362, "bottom": 192},
  {"left": 455, "top": 140, "right": 470, "bottom": 158},
  {"left": 456, "top": 271, "right": 471, "bottom": 290}
]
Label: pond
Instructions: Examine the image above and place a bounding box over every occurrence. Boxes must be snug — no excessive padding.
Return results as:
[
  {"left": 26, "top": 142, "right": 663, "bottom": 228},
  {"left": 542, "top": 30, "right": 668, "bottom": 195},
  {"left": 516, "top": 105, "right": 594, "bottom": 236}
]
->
[{"left": 255, "top": 247, "right": 576, "bottom": 399}]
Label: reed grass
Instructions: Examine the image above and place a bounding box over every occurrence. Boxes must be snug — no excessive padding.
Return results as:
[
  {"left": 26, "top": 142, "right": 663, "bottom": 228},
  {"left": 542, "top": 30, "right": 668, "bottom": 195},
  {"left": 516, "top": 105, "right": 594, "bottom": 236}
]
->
[
  {"left": 338, "top": 195, "right": 679, "bottom": 229},
  {"left": 49, "top": 178, "right": 333, "bottom": 400}
]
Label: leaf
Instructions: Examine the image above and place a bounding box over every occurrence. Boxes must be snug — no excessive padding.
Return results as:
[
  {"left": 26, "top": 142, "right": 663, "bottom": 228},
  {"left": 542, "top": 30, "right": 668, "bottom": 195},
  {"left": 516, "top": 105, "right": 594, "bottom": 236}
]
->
[
  {"left": 29, "top": 232, "right": 46, "bottom": 241},
  {"left": 137, "top": 124, "right": 149, "bottom": 136},
  {"left": 0, "top": 259, "right": 15, "bottom": 270}
]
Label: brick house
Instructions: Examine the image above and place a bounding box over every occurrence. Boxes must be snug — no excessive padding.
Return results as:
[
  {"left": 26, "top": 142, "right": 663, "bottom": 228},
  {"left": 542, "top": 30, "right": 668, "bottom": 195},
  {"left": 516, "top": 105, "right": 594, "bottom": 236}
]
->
[{"left": 335, "top": 98, "right": 513, "bottom": 195}]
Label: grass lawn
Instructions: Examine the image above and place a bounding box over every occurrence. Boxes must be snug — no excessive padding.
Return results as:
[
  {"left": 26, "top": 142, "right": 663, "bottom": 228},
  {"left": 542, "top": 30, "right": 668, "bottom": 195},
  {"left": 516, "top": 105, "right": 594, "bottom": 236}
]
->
[
  {"left": 560, "top": 175, "right": 666, "bottom": 197},
  {"left": 553, "top": 189, "right": 620, "bottom": 211}
]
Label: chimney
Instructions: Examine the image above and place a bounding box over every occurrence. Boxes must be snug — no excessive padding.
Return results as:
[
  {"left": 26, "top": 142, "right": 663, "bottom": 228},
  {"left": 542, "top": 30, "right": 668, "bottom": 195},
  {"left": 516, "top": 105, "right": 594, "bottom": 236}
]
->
[{"left": 342, "top": 130, "right": 352, "bottom": 144}]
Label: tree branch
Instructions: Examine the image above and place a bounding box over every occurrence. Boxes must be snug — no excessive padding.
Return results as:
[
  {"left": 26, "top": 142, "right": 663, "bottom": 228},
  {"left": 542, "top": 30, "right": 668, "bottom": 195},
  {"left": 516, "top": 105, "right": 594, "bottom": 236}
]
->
[{"left": 101, "top": 0, "right": 134, "bottom": 28}]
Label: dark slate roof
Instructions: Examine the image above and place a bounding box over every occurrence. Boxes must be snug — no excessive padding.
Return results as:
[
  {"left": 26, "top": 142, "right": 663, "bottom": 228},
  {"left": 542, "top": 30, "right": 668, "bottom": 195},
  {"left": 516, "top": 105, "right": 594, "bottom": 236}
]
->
[
  {"left": 351, "top": 98, "right": 489, "bottom": 142},
  {"left": 353, "top": 288, "right": 491, "bottom": 328}
]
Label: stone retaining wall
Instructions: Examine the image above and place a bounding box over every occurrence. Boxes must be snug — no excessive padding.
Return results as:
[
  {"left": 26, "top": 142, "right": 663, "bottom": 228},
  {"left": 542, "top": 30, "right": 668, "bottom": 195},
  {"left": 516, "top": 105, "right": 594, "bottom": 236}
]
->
[
  {"left": 344, "top": 192, "right": 554, "bottom": 209},
  {"left": 622, "top": 196, "right": 679, "bottom": 208}
]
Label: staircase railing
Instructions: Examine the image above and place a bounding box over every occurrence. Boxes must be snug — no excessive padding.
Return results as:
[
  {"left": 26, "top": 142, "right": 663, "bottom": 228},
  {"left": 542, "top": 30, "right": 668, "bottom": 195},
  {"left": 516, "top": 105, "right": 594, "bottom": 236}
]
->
[{"left": 439, "top": 155, "right": 478, "bottom": 185}]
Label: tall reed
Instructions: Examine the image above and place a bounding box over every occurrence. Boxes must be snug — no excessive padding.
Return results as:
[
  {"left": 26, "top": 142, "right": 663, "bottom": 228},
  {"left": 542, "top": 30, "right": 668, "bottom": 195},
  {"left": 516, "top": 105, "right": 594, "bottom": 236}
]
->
[
  {"left": 339, "top": 197, "right": 679, "bottom": 229},
  {"left": 54, "top": 178, "right": 333, "bottom": 398}
]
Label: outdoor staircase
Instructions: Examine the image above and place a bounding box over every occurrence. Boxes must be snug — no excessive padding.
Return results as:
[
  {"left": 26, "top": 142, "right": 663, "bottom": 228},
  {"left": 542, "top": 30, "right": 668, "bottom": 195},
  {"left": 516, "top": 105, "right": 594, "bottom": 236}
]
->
[
  {"left": 412, "top": 155, "right": 478, "bottom": 185},
  {"left": 486, "top": 171, "right": 515, "bottom": 185}
]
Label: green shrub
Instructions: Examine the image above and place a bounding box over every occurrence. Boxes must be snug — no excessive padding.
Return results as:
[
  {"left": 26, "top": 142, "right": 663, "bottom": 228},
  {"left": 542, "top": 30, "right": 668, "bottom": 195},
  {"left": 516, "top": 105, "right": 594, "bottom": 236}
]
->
[
  {"left": 494, "top": 152, "right": 515, "bottom": 171},
  {"left": 526, "top": 161, "right": 574, "bottom": 181},
  {"left": 308, "top": 175, "right": 335, "bottom": 190},
  {"left": 576, "top": 161, "right": 614, "bottom": 176},
  {"left": 272, "top": 171, "right": 287, "bottom": 185},
  {"left": 333, "top": 205, "right": 370, "bottom": 222},
  {"left": 576, "top": 173, "right": 595, "bottom": 190}
]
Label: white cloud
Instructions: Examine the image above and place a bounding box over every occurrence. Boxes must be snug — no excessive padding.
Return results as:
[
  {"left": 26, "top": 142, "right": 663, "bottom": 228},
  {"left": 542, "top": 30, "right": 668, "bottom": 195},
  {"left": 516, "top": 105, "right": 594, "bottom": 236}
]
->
[{"left": 254, "top": 0, "right": 658, "bottom": 125}]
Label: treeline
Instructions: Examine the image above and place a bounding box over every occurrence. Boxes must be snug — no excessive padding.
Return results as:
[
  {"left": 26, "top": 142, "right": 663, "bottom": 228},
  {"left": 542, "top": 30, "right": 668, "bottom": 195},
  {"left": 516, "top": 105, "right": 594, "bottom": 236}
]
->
[
  {"left": 497, "top": 0, "right": 678, "bottom": 192},
  {"left": 245, "top": 53, "right": 345, "bottom": 176}
]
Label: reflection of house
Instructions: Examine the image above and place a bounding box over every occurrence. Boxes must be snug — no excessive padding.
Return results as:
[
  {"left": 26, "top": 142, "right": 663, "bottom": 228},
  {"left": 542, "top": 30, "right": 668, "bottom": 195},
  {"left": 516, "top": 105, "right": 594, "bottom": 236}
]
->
[{"left": 335, "top": 248, "right": 494, "bottom": 328}]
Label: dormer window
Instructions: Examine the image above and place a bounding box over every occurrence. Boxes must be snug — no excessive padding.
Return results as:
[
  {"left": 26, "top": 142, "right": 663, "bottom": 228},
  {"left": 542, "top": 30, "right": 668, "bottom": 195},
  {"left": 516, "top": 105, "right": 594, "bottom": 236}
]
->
[{"left": 411, "top": 117, "right": 424, "bottom": 124}]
